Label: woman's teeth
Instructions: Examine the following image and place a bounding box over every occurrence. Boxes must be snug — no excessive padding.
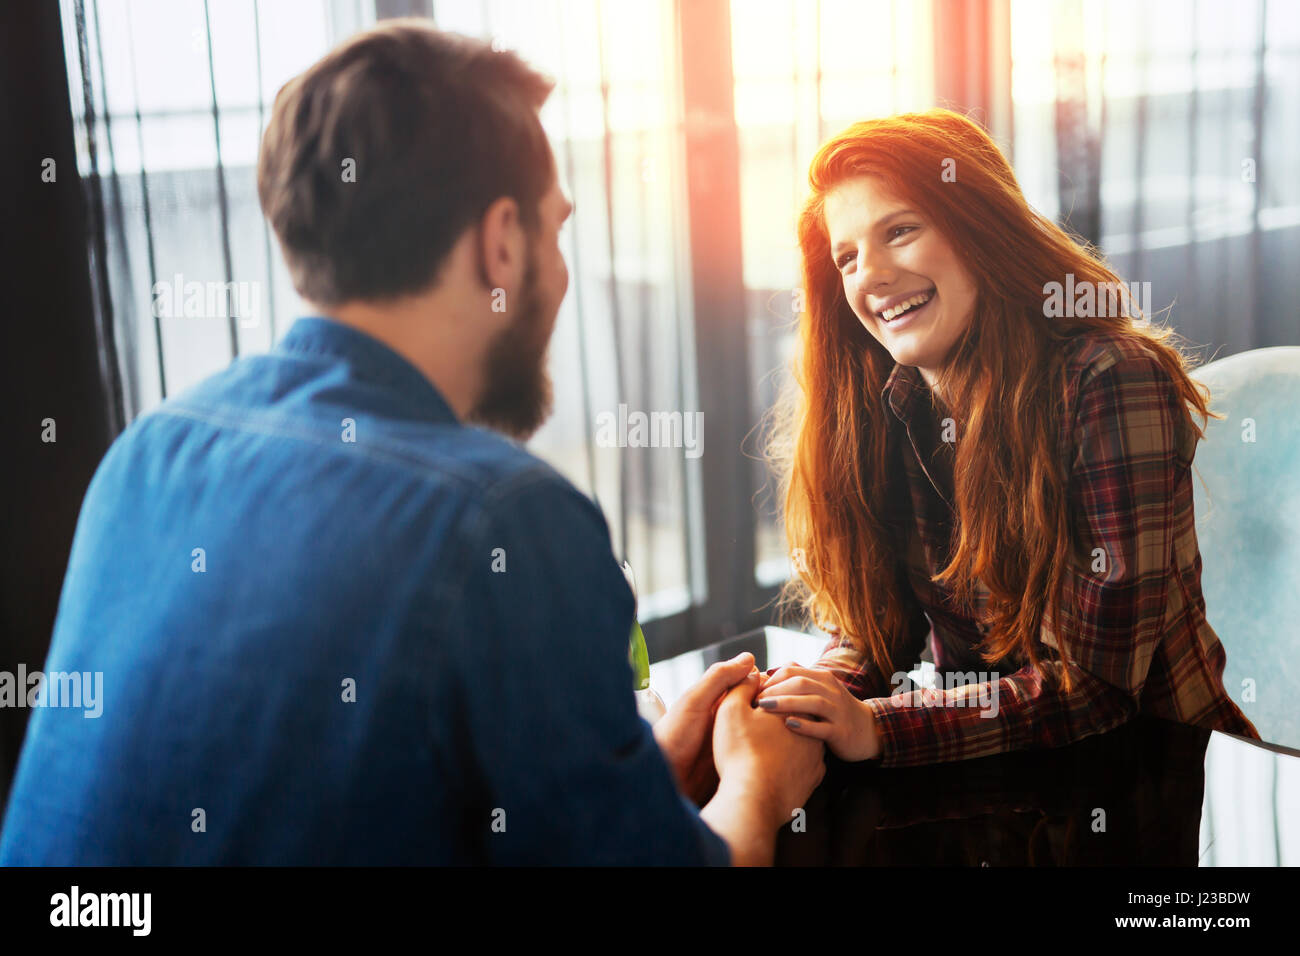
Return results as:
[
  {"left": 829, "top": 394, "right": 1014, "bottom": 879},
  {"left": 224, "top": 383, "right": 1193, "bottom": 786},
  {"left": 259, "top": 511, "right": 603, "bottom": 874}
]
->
[{"left": 881, "top": 289, "right": 934, "bottom": 322}]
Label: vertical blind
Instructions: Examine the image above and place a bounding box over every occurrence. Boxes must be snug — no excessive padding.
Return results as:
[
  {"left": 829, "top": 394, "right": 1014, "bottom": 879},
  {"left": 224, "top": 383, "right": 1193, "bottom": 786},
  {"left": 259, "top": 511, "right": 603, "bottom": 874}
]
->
[{"left": 1013, "top": 0, "right": 1300, "bottom": 356}]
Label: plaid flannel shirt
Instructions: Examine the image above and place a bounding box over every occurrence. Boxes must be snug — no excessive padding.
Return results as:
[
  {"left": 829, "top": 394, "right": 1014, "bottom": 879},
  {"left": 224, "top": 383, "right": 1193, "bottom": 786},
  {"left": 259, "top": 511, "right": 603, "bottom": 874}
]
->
[{"left": 815, "top": 331, "right": 1260, "bottom": 767}]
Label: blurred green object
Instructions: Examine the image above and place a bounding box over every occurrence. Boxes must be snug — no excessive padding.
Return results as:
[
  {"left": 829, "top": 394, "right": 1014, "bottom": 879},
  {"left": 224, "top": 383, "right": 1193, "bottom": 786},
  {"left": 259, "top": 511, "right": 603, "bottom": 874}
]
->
[
  {"left": 629, "top": 620, "right": 651, "bottom": 691},
  {"left": 621, "top": 560, "right": 665, "bottom": 721},
  {"left": 621, "top": 560, "right": 650, "bottom": 690}
]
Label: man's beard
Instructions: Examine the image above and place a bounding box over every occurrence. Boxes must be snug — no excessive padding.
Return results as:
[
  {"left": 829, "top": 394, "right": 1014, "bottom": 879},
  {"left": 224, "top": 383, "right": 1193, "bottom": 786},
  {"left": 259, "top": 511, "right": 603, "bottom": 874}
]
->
[{"left": 467, "top": 252, "right": 555, "bottom": 441}]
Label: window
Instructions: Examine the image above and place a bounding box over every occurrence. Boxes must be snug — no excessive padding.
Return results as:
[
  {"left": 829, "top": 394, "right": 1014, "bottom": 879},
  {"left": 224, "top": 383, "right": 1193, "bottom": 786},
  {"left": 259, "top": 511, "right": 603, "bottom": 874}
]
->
[
  {"left": 730, "top": 0, "right": 935, "bottom": 587},
  {"left": 1010, "top": 0, "right": 1300, "bottom": 352},
  {"left": 64, "top": 0, "right": 1298, "bottom": 658},
  {"left": 63, "top": 0, "right": 705, "bottom": 644}
]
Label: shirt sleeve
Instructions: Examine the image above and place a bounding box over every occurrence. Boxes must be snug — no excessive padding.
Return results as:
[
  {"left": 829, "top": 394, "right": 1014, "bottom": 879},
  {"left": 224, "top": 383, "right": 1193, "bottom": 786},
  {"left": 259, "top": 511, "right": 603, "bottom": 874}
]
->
[
  {"left": 440, "top": 467, "right": 730, "bottom": 864},
  {"left": 813, "top": 575, "right": 933, "bottom": 700},
  {"left": 863, "top": 349, "right": 1181, "bottom": 767}
]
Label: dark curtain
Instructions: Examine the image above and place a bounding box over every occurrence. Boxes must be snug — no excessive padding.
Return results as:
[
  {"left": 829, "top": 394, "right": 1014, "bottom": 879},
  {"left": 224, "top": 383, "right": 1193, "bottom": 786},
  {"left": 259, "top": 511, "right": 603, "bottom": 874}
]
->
[{"left": 0, "top": 2, "right": 117, "bottom": 817}]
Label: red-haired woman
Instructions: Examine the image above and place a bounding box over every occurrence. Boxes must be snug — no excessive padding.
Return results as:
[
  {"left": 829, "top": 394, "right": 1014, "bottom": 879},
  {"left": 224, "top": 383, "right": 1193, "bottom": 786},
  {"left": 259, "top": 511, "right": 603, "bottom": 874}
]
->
[{"left": 758, "top": 109, "right": 1259, "bottom": 766}]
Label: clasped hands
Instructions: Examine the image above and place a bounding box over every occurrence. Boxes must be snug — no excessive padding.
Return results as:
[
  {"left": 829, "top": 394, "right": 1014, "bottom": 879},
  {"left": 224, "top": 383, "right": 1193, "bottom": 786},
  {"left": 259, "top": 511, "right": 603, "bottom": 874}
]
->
[{"left": 652, "top": 653, "right": 882, "bottom": 819}]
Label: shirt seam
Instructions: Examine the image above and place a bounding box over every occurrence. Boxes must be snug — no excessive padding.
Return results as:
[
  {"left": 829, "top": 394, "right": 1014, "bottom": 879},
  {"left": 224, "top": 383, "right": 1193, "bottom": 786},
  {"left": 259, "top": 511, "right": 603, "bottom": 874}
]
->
[{"left": 153, "top": 401, "right": 545, "bottom": 497}]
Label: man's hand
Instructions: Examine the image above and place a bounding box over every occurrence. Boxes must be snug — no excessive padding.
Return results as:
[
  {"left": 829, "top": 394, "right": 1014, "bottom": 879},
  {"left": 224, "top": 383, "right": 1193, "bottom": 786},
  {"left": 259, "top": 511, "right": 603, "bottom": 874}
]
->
[
  {"left": 701, "top": 672, "right": 826, "bottom": 865},
  {"left": 755, "top": 664, "right": 882, "bottom": 761},
  {"left": 652, "top": 652, "right": 756, "bottom": 805}
]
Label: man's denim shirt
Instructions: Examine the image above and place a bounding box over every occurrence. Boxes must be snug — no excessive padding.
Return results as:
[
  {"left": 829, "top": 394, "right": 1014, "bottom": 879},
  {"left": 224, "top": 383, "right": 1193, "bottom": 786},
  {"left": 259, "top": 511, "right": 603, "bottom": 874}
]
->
[{"left": 0, "top": 317, "right": 729, "bottom": 865}]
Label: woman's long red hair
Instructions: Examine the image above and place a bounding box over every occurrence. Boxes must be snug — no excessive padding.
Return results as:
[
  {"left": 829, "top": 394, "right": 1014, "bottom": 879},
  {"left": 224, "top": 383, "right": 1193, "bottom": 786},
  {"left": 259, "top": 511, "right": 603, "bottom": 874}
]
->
[{"left": 769, "top": 109, "right": 1215, "bottom": 692}]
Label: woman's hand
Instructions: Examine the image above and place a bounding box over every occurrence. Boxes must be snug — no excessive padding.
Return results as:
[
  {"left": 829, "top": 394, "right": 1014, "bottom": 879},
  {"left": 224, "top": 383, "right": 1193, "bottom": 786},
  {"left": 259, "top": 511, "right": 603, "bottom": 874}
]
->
[{"left": 755, "top": 665, "right": 882, "bottom": 762}]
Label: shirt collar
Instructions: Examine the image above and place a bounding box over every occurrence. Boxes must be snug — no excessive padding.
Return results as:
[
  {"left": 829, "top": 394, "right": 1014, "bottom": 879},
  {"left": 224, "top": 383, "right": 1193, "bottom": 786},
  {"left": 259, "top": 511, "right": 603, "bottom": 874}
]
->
[
  {"left": 881, "top": 362, "right": 929, "bottom": 424},
  {"left": 276, "top": 316, "right": 459, "bottom": 426}
]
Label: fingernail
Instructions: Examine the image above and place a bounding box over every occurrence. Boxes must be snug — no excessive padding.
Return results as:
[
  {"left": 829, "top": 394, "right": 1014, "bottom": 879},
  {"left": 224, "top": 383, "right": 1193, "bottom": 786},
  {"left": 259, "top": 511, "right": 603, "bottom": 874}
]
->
[
  {"left": 757, "top": 698, "right": 778, "bottom": 710},
  {"left": 786, "top": 718, "right": 802, "bottom": 729}
]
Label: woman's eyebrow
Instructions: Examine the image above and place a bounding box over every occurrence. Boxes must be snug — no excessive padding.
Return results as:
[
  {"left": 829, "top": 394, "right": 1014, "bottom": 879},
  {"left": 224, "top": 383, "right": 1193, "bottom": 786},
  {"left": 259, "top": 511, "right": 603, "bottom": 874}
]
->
[
  {"left": 831, "top": 209, "right": 919, "bottom": 255},
  {"left": 872, "top": 208, "right": 919, "bottom": 230}
]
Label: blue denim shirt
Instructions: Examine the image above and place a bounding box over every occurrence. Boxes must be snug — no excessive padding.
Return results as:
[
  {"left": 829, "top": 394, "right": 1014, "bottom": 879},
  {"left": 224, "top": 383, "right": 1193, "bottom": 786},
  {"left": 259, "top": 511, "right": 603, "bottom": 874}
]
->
[{"left": 0, "top": 317, "right": 729, "bottom": 865}]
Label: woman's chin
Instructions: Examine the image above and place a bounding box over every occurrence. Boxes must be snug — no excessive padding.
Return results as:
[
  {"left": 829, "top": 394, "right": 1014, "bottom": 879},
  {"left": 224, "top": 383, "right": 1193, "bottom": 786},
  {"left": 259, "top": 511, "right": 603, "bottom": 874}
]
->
[{"left": 885, "top": 346, "right": 922, "bottom": 368}]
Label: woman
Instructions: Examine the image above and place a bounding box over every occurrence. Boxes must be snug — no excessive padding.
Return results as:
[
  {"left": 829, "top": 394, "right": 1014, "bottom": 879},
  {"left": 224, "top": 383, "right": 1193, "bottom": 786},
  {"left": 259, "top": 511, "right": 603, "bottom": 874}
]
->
[{"left": 757, "top": 109, "right": 1259, "bottom": 767}]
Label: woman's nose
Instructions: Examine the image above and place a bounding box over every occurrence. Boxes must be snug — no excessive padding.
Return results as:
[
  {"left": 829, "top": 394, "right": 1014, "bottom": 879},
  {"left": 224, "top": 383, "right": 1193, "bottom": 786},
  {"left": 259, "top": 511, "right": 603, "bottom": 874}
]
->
[{"left": 856, "top": 250, "right": 894, "bottom": 294}]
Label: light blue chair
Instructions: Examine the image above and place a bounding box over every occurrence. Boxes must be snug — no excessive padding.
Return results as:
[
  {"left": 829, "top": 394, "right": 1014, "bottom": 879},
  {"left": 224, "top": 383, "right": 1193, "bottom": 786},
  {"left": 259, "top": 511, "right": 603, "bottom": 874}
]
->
[{"left": 1189, "top": 347, "right": 1300, "bottom": 750}]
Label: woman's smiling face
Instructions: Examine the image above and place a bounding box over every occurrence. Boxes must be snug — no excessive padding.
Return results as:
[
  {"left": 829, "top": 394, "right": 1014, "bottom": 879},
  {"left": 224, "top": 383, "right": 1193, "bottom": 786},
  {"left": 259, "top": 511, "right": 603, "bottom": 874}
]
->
[{"left": 824, "top": 175, "right": 978, "bottom": 391}]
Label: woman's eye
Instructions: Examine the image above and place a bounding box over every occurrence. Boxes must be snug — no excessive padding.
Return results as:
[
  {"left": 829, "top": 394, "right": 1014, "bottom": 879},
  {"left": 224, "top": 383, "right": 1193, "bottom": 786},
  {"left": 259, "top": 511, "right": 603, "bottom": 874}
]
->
[{"left": 836, "top": 227, "right": 916, "bottom": 268}]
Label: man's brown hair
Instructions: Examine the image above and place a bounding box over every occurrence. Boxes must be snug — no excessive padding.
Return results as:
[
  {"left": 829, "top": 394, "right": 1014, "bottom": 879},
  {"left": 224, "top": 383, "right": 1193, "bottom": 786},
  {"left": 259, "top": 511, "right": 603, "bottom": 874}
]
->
[{"left": 258, "top": 20, "right": 555, "bottom": 305}]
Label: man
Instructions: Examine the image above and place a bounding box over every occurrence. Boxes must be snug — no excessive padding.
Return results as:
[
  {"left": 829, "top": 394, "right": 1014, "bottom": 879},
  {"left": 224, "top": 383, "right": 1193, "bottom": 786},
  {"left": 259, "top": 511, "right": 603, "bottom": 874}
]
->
[{"left": 0, "top": 21, "right": 822, "bottom": 865}]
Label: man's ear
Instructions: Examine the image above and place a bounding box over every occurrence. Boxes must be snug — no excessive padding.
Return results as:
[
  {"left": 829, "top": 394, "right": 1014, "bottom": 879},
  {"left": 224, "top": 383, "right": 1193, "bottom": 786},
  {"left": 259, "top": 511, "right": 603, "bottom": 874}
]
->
[{"left": 476, "top": 196, "right": 526, "bottom": 293}]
